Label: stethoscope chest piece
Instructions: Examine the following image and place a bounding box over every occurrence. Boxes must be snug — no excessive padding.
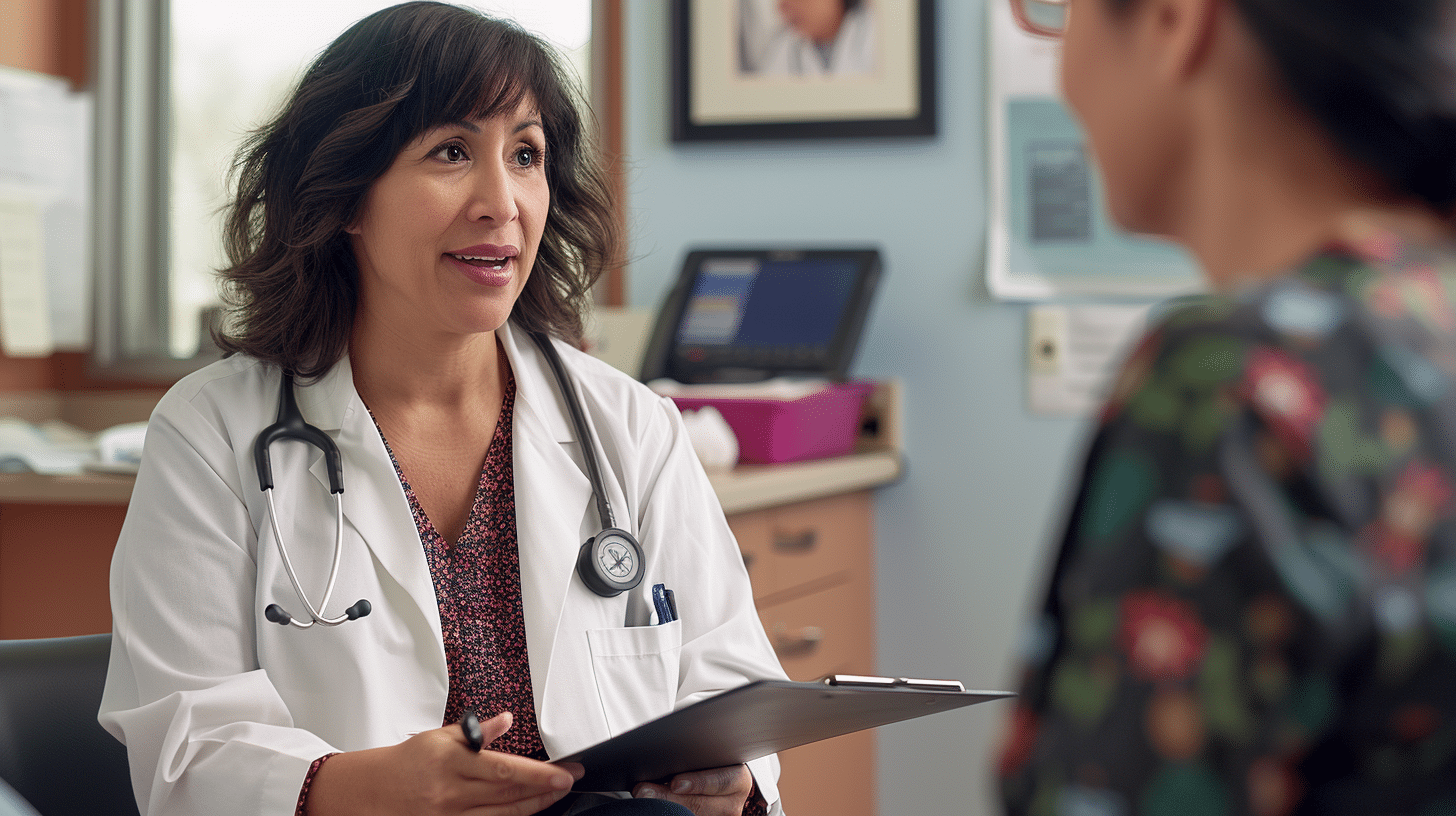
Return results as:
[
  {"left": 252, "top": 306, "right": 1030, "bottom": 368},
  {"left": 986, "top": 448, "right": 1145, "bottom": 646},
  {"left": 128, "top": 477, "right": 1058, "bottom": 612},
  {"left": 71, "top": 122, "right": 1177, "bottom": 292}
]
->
[{"left": 577, "top": 527, "right": 645, "bottom": 597}]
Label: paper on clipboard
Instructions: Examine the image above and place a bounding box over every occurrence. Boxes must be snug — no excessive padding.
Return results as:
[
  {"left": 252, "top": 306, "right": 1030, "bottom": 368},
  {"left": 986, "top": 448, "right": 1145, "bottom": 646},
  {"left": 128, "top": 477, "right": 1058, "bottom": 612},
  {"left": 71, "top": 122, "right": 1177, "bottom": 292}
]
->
[{"left": 552, "top": 678, "right": 1013, "bottom": 792}]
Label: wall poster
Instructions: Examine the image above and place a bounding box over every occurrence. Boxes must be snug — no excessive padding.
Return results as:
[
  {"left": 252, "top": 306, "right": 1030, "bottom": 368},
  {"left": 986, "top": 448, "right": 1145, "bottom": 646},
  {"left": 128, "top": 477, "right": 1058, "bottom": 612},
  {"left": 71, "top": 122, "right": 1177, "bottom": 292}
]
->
[{"left": 986, "top": 1, "right": 1201, "bottom": 300}]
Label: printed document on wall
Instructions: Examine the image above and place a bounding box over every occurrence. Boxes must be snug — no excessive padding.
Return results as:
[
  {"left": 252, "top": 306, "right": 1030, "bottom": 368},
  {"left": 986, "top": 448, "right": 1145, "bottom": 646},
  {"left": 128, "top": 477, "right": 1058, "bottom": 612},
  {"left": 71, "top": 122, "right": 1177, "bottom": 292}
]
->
[
  {"left": 986, "top": 3, "right": 1200, "bottom": 300},
  {"left": 0, "top": 66, "right": 91, "bottom": 353},
  {"left": 1027, "top": 304, "right": 1150, "bottom": 415},
  {"left": 0, "top": 192, "right": 53, "bottom": 356}
]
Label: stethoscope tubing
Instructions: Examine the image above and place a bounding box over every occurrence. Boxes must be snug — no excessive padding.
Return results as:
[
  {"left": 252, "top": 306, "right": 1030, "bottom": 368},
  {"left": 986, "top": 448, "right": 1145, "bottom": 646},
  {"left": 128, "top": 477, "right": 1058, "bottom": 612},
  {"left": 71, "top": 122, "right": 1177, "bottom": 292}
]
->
[
  {"left": 257, "top": 373, "right": 368, "bottom": 628},
  {"left": 264, "top": 488, "right": 348, "bottom": 628},
  {"left": 258, "top": 331, "right": 645, "bottom": 627},
  {"left": 528, "top": 331, "right": 617, "bottom": 530}
]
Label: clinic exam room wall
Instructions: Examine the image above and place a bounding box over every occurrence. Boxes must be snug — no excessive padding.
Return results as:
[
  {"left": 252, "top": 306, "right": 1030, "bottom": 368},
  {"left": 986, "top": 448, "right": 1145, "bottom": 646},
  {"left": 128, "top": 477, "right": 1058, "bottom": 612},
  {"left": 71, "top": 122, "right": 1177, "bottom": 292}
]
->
[
  {"left": 2, "top": 0, "right": 1088, "bottom": 809},
  {"left": 624, "top": 2, "right": 1086, "bottom": 814}
]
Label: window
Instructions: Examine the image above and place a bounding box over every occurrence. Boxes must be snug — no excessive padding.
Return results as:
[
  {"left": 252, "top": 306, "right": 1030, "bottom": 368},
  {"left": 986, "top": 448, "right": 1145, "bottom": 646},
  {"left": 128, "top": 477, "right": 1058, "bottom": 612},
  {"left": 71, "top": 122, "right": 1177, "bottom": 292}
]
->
[{"left": 93, "top": 1, "right": 603, "bottom": 378}]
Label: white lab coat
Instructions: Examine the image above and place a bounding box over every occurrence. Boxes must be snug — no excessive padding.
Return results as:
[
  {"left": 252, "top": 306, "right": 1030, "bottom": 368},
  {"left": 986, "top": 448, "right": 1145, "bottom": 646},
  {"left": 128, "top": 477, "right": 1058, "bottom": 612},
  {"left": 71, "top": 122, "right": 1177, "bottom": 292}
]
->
[
  {"left": 99, "top": 322, "right": 788, "bottom": 816},
  {"left": 754, "top": 6, "right": 876, "bottom": 77}
]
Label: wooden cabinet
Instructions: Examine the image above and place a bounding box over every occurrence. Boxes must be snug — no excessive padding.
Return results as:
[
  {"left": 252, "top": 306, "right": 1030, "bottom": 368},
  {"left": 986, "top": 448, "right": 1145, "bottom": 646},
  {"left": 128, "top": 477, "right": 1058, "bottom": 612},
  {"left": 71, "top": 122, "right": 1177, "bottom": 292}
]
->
[
  {"left": 0, "top": 484, "right": 886, "bottom": 816},
  {"left": 0, "top": 503, "right": 126, "bottom": 639},
  {"left": 0, "top": 393, "right": 896, "bottom": 815},
  {"left": 729, "top": 490, "right": 876, "bottom": 816},
  {"left": 0, "top": 386, "right": 900, "bottom": 816}
]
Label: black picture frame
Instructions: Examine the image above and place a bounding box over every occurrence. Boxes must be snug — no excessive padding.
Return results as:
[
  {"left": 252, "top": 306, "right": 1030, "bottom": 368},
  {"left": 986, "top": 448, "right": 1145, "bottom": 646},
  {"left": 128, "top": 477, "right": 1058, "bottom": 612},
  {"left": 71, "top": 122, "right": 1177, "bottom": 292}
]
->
[{"left": 670, "top": 0, "right": 936, "bottom": 142}]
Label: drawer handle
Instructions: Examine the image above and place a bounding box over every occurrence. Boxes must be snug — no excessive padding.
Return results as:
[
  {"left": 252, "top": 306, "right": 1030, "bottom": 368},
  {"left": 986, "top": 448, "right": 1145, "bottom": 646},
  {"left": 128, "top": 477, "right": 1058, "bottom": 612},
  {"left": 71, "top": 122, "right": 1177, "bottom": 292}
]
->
[
  {"left": 771, "top": 623, "right": 824, "bottom": 656},
  {"left": 773, "top": 529, "right": 818, "bottom": 553}
]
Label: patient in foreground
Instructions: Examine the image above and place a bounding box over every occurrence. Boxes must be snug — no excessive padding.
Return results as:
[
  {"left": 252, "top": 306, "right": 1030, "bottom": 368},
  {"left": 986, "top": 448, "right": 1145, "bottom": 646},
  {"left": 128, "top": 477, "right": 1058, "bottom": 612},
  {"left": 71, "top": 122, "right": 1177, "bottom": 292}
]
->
[{"left": 999, "top": 0, "right": 1456, "bottom": 813}]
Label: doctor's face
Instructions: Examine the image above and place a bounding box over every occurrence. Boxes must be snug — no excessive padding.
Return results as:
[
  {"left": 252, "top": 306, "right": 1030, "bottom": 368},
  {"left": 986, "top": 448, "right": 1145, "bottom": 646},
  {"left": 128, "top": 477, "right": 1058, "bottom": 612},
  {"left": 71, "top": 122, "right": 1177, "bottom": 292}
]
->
[{"left": 347, "top": 98, "right": 550, "bottom": 342}]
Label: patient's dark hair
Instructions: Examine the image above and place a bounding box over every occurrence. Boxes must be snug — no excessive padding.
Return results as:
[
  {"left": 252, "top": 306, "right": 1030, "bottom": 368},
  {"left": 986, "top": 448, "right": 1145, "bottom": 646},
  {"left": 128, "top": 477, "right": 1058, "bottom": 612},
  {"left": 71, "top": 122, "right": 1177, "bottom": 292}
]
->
[
  {"left": 1107, "top": 0, "right": 1456, "bottom": 212},
  {"left": 216, "top": 1, "right": 620, "bottom": 379}
]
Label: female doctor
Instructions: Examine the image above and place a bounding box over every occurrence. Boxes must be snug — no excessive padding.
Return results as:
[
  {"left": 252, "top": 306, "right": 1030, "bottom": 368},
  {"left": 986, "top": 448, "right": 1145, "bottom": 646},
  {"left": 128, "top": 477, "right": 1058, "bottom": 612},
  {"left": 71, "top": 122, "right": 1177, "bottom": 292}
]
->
[{"left": 97, "top": 4, "right": 787, "bottom": 816}]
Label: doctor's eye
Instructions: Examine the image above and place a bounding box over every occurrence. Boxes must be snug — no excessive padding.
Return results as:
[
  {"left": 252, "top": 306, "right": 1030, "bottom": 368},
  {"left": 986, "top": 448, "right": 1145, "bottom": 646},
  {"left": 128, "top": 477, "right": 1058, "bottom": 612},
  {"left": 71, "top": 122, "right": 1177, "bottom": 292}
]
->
[
  {"left": 512, "top": 144, "right": 545, "bottom": 169},
  {"left": 432, "top": 142, "right": 470, "bottom": 164}
]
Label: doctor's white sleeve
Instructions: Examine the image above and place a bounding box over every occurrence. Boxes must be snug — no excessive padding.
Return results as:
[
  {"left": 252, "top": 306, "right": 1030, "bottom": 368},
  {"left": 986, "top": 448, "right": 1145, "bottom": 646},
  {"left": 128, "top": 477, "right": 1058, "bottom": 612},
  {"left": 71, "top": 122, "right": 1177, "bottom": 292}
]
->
[
  {"left": 99, "top": 390, "right": 334, "bottom": 816},
  {"left": 633, "top": 395, "right": 792, "bottom": 815}
]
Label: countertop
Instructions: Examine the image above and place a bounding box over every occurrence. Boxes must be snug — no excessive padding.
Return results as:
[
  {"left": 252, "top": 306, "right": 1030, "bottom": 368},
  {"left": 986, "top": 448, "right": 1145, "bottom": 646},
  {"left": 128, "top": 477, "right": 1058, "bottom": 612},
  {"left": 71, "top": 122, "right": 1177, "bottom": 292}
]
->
[
  {"left": 0, "top": 449, "right": 903, "bottom": 512},
  {"left": 0, "top": 380, "right": 905, "bottom": 512}
]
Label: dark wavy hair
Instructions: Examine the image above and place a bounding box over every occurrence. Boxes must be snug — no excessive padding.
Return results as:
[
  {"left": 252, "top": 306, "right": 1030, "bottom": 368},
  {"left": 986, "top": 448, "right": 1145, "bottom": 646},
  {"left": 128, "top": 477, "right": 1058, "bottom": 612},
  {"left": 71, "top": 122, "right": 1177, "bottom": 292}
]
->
[
  {"left": 215, "top": 1, "right": 621, "bottom": 379},
  {"left": 1108, "top": 0, "right": 1456, "bottom": 213}
]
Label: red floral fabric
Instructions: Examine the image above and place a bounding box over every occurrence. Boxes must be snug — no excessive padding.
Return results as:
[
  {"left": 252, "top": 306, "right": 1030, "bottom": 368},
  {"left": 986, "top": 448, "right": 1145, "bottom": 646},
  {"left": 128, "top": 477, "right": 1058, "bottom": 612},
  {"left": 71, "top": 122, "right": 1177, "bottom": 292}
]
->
[{"left": 1001, "top": 237, "right": 1456, "bottom": 816}]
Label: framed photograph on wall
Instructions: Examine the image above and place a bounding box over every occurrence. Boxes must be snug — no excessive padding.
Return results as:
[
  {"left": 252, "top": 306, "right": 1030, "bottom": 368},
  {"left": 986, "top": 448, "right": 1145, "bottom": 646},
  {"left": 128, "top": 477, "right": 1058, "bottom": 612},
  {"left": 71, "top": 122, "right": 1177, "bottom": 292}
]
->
[{"left": 671, "top": 0, "right": 936, "bottom": 141}]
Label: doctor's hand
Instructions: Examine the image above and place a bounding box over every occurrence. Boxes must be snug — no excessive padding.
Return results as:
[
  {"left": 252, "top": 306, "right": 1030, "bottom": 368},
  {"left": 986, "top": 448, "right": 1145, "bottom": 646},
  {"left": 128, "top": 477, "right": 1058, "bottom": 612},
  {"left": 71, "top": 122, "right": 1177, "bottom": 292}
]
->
[
  {"left": 306, "top": 712, "right": 583, "bottom": 816},
  {"left": 632, "top": 764, "right": 753, "bottom": 816}
]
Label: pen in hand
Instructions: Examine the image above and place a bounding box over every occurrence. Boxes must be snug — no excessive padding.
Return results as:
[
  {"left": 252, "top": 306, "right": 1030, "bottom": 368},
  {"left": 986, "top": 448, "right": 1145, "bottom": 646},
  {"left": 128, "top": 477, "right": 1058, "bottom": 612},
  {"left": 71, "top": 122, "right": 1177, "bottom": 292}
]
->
[
  {"left": 458, "top": 711, "right": 583, "bottom": 794},
  {"left": 460, "top": 711, "right": 484, "bottom": 752}
]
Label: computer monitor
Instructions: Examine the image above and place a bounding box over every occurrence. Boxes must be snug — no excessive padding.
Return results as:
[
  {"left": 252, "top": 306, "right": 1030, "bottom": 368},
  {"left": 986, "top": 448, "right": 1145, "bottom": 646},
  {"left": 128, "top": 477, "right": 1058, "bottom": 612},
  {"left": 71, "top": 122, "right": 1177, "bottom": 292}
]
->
[{"left": 639, "top": 248, "right": 882, "bottom": 383}]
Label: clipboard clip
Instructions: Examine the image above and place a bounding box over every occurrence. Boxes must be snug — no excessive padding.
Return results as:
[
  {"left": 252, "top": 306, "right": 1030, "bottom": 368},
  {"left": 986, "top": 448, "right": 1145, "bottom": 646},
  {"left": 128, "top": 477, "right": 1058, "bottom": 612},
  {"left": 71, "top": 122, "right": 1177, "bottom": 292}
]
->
[{"left": 823, "top": 674, "right": 967, "bottom": 692}]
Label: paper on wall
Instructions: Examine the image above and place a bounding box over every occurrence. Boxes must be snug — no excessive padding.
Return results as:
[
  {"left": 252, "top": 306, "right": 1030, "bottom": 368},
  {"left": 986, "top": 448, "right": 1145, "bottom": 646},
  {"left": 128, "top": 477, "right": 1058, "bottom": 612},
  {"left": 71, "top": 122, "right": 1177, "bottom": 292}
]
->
[
  {"left": 0, "top": 190, "right": 55, "bottom": 356},
  {"left": 986, "top": 4, "right": 1200, "bottom": 300},
  {"left": 0, "top": 66, "right": 90, "bottom": 351},
  {"left": 1027, "top": 304, "right": 1150, "bottom": 415}
]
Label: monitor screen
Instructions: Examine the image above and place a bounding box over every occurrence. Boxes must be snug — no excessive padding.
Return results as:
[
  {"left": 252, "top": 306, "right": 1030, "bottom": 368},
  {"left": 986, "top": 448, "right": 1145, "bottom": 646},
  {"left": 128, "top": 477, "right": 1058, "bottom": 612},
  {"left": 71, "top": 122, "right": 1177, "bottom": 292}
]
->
[
  {"left": 641, "top": 248, "right": 881, "bottom": 383},
  {"left": 677, "top": 256, "right": 859, "bottom": 349}
]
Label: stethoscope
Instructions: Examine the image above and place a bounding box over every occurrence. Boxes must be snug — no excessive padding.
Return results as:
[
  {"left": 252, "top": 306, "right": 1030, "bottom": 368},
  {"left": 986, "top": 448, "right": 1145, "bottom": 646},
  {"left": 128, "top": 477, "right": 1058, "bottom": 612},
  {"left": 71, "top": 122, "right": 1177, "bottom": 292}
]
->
[{"left": 253, "top": 330, "right": 646, "bottom": 629}]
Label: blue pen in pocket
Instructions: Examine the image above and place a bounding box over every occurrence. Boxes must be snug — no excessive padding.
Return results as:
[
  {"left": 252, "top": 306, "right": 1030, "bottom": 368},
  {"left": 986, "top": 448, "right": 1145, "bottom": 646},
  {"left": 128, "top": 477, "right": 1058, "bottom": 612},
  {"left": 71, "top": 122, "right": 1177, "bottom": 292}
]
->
[{"left": 652, "top": 583, "right": 677, "bottom": 624}]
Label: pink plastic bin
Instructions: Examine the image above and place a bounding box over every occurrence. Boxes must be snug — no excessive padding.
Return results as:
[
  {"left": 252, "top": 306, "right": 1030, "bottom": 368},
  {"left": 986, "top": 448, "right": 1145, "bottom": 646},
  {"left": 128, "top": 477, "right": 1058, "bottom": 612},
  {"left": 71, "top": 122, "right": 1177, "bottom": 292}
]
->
[{"left": 670, "top": 380, "right": 874, "bottom": 464}]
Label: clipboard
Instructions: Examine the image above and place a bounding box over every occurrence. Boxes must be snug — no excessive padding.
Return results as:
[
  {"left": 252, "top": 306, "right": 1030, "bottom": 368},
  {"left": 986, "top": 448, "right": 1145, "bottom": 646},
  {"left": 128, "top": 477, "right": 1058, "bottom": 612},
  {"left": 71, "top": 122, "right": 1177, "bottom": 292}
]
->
[{"left": 553, "top": 676, "right": 1013, "bottom": 792}]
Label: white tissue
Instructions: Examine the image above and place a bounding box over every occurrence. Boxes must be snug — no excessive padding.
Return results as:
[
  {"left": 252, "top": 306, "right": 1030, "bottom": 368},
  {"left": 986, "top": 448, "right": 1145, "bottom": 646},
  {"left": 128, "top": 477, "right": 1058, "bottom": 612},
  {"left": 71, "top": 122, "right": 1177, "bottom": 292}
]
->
[
  {"left": 649, "top": 377, "right": 830, "bottom": 401},
  {"left": 678, "top": 405, "right": 739, "bottom": 471}
]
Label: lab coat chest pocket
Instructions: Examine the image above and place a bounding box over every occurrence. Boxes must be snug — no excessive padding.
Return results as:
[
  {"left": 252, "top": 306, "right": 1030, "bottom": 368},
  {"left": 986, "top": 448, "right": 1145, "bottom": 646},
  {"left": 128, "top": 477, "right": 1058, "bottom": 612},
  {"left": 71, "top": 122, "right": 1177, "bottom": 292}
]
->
[{"left": 585, "top": 621, "right": 682, "bottom": 734}]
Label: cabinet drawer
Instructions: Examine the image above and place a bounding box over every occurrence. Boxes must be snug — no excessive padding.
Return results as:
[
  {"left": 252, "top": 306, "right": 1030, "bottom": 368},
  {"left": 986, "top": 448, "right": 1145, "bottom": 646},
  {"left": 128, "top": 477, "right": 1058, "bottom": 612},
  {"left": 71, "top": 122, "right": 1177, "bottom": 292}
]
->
[
  {"left": 758, "top": 576, "right": 874, "bottom": 681},
  {"left": 730, "top": 491, "right": 873, "bottom": 603},
  {"left": 763, "top": 492, "right": 871, "bottom": 597},
  {"left": 731, "top": 489, "right": 878, "bottom": 816},
  {"left": 729, "top": 508, "right": 773, "bottom": 600},
  {"left": 778, "top": 728, "right": 875, "bottom": 816}
]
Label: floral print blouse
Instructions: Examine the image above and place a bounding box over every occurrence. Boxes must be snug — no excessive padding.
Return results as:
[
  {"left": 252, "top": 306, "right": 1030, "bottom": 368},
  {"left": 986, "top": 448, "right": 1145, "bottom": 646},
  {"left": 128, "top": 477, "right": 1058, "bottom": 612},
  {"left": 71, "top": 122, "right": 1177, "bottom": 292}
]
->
[{"left": 999, "top": 232, "right": 1456, "bottom": 816}]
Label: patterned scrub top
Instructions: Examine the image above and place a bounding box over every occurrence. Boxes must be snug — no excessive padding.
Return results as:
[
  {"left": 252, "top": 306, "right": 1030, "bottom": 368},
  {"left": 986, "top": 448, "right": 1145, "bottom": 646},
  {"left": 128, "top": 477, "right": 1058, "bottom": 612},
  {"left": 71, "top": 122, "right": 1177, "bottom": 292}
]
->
[{"left": 999, "top": 233, "right": 1456, "bottom": 816}]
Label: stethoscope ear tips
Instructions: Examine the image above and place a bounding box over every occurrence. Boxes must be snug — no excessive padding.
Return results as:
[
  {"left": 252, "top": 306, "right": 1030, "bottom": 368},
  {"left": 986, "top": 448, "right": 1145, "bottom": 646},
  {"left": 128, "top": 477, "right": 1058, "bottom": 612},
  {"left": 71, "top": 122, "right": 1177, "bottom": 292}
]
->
[
  {"left": 264, "top": 600, "right": 369, "bottom": 627},
  {"left": 264, "top": 604, "right": 292, "bottom": 626}
]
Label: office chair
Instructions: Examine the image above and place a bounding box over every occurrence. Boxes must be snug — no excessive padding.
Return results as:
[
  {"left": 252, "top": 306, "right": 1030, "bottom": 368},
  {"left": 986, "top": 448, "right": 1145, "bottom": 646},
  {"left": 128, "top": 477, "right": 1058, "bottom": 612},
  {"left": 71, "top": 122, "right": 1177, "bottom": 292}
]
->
[
  {"left": 0, "top": 634, "right": 139, "bottom": 816},
  {"left": 0, "top": 779, "right": 39, "bottom": 816}
]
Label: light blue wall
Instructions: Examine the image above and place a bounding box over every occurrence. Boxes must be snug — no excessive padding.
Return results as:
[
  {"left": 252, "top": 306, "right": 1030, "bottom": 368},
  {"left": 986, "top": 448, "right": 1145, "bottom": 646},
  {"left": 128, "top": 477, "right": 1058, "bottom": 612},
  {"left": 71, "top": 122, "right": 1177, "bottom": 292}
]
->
[{"left": 624, "top": 2, "right": 1092, "bottom": 812}]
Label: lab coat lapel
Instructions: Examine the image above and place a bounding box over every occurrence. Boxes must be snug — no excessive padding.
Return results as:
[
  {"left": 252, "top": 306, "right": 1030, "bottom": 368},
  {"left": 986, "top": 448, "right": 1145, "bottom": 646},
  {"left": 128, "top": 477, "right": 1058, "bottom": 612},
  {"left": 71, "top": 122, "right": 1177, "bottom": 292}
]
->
[
  {"left": 302, "top": 357, "right": 445, "bottom": 647},
  {"left": 499, "top": 326, "right": 596, "bottom": 719}
]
